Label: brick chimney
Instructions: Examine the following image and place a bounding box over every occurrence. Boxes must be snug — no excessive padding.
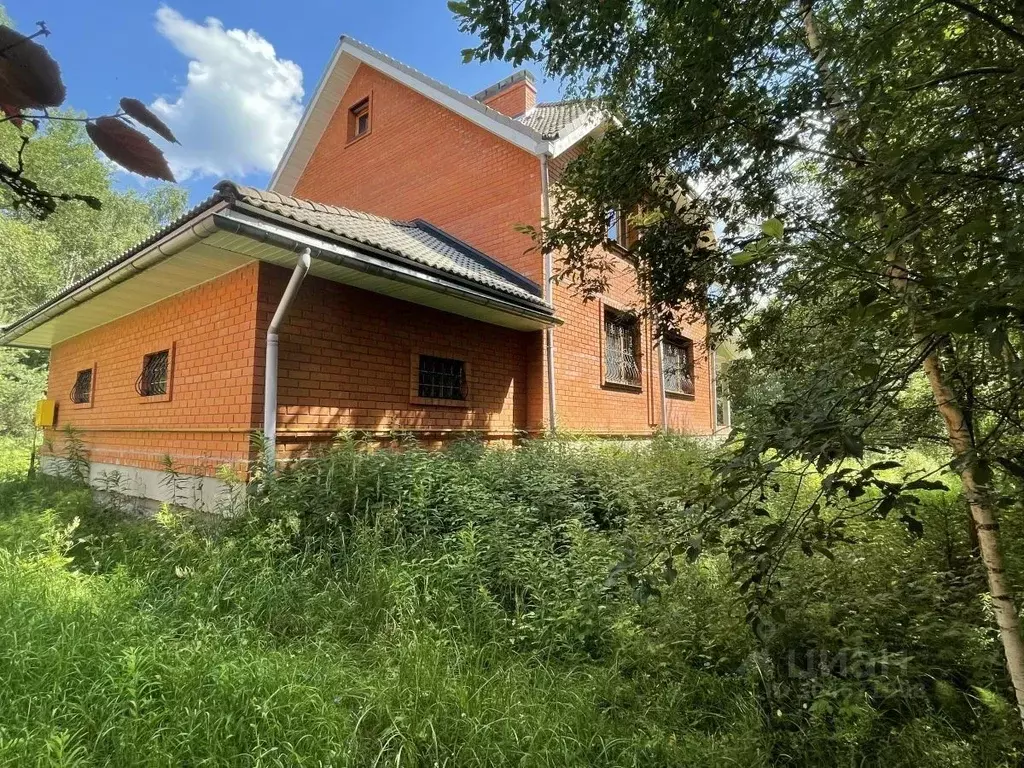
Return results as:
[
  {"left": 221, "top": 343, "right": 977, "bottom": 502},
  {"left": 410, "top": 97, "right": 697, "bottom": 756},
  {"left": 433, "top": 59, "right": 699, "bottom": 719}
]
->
[{"left": 473, "top": 70, "right": 537, "bottom": 118}]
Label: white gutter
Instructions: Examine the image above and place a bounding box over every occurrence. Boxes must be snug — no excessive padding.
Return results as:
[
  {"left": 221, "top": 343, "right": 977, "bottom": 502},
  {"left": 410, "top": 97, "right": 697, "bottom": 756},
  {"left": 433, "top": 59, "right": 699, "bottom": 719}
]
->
[
  {"left": 264, "top": 247, "right": 312, "bottom": 469},
  {"left": 540, "top": 153, "right": 557, "bottom": 434},
  {"left": 0, "top": 204, "right": 226, "bottom": 348}
]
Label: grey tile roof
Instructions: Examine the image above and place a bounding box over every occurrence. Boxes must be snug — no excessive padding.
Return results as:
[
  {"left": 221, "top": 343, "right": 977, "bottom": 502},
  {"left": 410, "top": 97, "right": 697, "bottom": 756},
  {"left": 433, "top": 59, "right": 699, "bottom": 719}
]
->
[
  {"left": 219, "top": 182, "right": 546, "bottom": 305},
  {"left": 517, "top": 100, "right": 598, "bottom": 140}
]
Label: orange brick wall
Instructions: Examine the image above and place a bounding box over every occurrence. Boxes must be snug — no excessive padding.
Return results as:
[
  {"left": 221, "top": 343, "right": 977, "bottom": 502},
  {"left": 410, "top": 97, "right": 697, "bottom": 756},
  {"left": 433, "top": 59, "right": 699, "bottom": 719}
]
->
[
  {"left": 546, "top": 144, "right": 714, "bottom": 436},
  {"left": 548, "top": 262, "right": 714, "bottom": 436},
  {"left": 255, "top": 263, "right": 529, "bottom": 456},
  {"left": 43, "top": 262, "right": 263, "bottom": 475},
  {"left": 290, "top": 62, "right": 714, "bottom": 438},
  {"left": 294, "top": 64, "right": 544, "bottom": 284}
]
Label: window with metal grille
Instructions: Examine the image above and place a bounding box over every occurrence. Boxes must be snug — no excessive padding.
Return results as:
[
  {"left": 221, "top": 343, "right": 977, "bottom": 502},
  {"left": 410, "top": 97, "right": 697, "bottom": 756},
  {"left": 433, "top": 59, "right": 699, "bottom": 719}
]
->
[
  {"left": 136, "top": 350, "right": 169, "bottom": 397},
  {"left": 70, "top": 368, "right": 92, "bottom": 404},
  {"left": 418, "top": 355, "right": 466, "bottom": 401},
  {"left": 604, "top": 308, "right": 641, "bottom": 387},
  {"left": 662, "top": 337, "right": 695, "bottom": 395}
]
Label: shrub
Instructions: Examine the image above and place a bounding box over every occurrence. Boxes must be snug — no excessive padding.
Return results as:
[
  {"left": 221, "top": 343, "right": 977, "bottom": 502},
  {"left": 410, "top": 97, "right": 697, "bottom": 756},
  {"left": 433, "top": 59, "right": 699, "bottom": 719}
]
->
[{"left": 0, "top": 435, "right": 1019, "bottom": 766}]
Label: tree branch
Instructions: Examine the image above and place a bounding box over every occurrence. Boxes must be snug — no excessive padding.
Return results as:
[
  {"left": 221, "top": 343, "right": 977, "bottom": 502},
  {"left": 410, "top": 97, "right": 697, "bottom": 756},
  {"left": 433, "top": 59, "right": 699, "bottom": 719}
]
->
[
  {"left": 904, "top": 66, "right": 1018, "bottom": 91},
  {"left": 940, "top": 0, "right": 1024, "bottom": 47}
]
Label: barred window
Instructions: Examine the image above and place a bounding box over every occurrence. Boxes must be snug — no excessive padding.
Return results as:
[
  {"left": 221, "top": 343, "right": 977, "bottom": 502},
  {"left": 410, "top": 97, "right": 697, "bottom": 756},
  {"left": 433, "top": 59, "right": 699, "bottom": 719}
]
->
[
  {"left": 70, "top": 368, "right": 92, "bottom": 404},
  {"left": 418, "top": 355, "right": 466, "bottom": 401},
  {"left": 663, "top": 338, "right": 695, "bottom": 395},
  {"left": 136, "top": 350, "right": 169, "bottom": 397},
  {"left": 604, "top": 308, "right": 641, "bottom": 387}
]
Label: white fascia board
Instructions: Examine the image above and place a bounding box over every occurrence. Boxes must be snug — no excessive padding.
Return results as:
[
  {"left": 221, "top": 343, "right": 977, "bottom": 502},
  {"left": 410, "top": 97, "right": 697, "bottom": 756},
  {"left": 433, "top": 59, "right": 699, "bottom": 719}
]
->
[
  {"left": 269, "top": 38, "right": 345, "bottom": 192},
  {"left": 271, "top": 37, "right": 548, "bottom": 195},
  {"left": 548, "top": 115, "right": 608, "bottom": 157},
  {"left": 342, "top": 41, "right": 544, "bottom": 154}
]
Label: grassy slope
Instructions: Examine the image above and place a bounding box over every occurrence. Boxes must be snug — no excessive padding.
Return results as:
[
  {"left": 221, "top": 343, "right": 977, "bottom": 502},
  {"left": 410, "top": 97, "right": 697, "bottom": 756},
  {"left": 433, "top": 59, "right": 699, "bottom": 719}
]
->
[{"left": 0, "top": 437, "right": 1020, "bottom": 767}]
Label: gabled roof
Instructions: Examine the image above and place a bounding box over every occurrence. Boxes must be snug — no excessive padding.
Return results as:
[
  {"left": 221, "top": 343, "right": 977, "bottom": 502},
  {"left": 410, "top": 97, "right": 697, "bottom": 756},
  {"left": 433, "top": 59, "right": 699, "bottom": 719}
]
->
[
  {"left": 0, "top": 181, "right": 557, "bottom": 349},
  {"left": 270, "top": 36, "right": 606, "bottom": 195}
]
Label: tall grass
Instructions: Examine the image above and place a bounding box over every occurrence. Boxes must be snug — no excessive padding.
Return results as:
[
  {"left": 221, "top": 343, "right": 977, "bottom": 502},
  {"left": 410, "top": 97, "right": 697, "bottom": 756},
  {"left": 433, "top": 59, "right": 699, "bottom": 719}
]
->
[{"left": 0, "top": 435, "right": 1019, "bottom": 766}]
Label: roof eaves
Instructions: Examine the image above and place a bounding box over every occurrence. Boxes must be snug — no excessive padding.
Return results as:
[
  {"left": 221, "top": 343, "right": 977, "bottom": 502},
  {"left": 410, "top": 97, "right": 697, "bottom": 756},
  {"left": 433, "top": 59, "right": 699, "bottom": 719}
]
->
[
  {"left": 226, "top": 197, "right": 548, "bottom": 308},
  {"left": 547, "top": 112, "right": 607, "bottom": 156},
  {"left": 341, "top": 36, "right": 545, "bottom": 147},
  {"left": 0, "top": 194, "right": 230, "bottom": 344},
  {"left": 272, "top": 36, "right": 552, "bottom": 195},
  {"left": 214, "top": 208, "right": 558, "bottom": 325}
]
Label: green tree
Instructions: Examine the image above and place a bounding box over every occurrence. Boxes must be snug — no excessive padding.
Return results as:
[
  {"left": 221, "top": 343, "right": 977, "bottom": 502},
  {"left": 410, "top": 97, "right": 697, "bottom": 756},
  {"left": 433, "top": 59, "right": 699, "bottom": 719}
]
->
[
  {"left": 0, "top": 7, "right": 186, "bottom": 436},
  {"left": 1, "top": 7, "right": 178, "bottom": 216},
  {"left": 452, "top": 0, "right": 1024, "bottom": 722}
]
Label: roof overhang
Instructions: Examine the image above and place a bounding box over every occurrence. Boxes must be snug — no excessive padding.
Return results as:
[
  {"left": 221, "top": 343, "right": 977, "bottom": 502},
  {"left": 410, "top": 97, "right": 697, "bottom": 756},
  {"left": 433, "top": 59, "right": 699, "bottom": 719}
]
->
[
  {"left": 269, "top": 36, "right": 606, "bottom": 195},
  {"left": 0, "top": 205, "right": 559, "bottom": 350}
]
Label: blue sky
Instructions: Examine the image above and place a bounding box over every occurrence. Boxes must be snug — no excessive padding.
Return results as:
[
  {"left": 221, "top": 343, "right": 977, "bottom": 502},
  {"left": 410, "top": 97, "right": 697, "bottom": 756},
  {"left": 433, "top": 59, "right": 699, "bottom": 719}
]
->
[{"left": 5, "top": 1, "right": 562, "bottom": 204}]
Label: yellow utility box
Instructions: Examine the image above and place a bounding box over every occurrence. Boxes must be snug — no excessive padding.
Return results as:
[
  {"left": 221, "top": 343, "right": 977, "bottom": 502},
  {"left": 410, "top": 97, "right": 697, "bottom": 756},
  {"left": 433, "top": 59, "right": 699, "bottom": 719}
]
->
[{"left": 35, "top": 399, "right": 56, "bottom": 428}]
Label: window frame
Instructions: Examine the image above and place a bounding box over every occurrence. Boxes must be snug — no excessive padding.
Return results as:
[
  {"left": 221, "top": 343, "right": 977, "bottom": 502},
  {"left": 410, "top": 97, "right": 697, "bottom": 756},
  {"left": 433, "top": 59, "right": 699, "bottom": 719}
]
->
[
  {"left": 69, "top": 364, "right": 96, "bottom": 408},
  {"left": 661, "top": 335, "right": 696, "bottom": 398},
  {"left": 347, "top": 94, "right": 372, "bottom": 144},
  {"left": 606, "top": 209, "right": 630, "bottom": 250},
  {"left": 599, "top": 301, "right": 642, "bottom": 391},
  {"left": 409, "top": 351, "right": 472, "bottom": 407},
  {"left": 136, "top": 344, "right": 174, "bottom": 403}
]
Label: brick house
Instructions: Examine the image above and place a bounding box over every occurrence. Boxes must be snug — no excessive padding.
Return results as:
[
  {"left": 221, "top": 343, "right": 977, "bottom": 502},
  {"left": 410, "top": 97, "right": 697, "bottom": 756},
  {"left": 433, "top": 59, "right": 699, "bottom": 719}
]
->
[{"left": 0, "top": 36, "right": 730, "bottom": 508}]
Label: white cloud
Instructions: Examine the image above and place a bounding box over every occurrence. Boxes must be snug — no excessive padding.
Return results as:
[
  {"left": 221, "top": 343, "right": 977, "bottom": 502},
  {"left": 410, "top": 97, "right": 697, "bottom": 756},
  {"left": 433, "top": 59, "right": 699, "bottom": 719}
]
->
[{"left": 150, "top": 7, "right": 303, "bottom": 181}]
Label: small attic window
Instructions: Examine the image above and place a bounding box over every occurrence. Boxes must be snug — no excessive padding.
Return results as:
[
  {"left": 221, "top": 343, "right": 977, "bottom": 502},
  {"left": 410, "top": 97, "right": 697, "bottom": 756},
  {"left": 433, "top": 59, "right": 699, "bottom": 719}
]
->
[{"left": 348, "top": 97, "right": 371, "bottom": 141}]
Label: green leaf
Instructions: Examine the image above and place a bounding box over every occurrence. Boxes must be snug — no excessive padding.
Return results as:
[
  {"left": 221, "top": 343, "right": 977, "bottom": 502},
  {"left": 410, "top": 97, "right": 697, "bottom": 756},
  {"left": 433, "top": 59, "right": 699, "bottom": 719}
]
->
[
  {"left": 731, "top": 249, "right": 757, "bottom": 266},
  {"left": 904, "top": 478, "right": 947, "bottom": 492},
  {"left": 761, "top": 218, "right": 784, "bottom": 239},
  {"left": 973, "top": 459, "right": 993, "bottom": 486},
  {"left": 685, "top": 534, "right": 702, "bottom": 563},
  {"left": 866, "top": 460, "right": 902, "bottom": 471},
  {"left": 858, "top": 361, "right": 881, "bottom": 379},
  {"left": 900, "top": 513, "right": 924, "bottom": 538},
  {"left": 858, "top": 287, "right": 879, "bottom": 307}
]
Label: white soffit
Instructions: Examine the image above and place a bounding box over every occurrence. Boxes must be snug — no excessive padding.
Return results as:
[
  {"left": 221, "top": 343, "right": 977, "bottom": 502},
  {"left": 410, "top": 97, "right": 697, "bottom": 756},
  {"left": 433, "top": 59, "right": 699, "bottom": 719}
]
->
[
  {"left": 206, "top": 220, "right": 554, "bottom": 331},
  {"left": 14, "top": 230, "right": 553, "bottom": 349},
  {"left": 270, "top": 37, "right": 548, "bottom": 196},
  {"left": 11, "top": 244, "right": 253, "bottom": 348}
]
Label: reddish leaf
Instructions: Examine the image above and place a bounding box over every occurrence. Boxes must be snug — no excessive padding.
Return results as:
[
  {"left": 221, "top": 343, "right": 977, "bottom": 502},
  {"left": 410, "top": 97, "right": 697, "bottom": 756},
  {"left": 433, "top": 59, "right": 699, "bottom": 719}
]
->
[
  {"left": 86, "top": 116, "right": 176, "bottom": 182},
  {"left": 119, "top": 97, "right": 178, "bottom": 144},
  {"left": 1, "top": 101, "right": 23, "bottom": 127},
  {"left": 0, "top": 25, "right": 65, "bottom": 108}
]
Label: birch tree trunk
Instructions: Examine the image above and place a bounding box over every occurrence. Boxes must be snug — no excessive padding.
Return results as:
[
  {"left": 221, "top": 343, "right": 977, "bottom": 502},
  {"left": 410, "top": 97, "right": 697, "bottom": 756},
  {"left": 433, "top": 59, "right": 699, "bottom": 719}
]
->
[
  {"left": 799, "top": 0, "right": 1024, "bottom": 725},
  {"left": 922, "top": 350, "right": 1024, "bottom": 723}
]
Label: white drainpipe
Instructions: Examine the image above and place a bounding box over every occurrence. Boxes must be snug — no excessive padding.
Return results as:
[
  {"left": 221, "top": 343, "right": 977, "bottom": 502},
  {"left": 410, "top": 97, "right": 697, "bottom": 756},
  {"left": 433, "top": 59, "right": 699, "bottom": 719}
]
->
[
  {"left": 264, "top": 247, "right": 312, "bottom": 469},
  {"left": 657, "top": 337, "right": 669, "bottom": 432},
  {"left": 540, "top": 153, "right": 557, "bottom": 434}
]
